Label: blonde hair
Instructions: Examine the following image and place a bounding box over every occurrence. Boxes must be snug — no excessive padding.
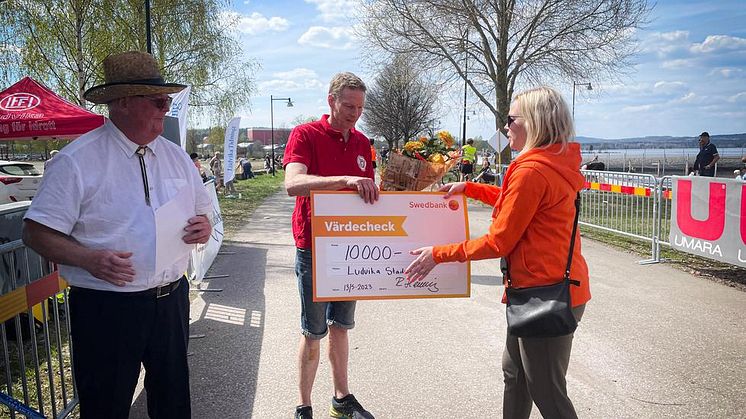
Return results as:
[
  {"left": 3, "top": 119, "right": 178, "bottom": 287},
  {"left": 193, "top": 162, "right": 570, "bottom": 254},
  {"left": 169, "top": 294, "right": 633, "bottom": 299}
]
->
[
  {"left": 328, "top": 72, "right": 366, "bottom": 99},
  {"left": 513, "top": 86, "right": 574, "bottom": 151}
]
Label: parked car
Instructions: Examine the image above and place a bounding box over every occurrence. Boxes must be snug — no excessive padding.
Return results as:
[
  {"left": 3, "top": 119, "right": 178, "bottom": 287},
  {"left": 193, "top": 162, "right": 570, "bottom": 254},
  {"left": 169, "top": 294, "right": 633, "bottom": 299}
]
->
[{"left": 0, "top": 160, "right": 42, "bottom": 203}]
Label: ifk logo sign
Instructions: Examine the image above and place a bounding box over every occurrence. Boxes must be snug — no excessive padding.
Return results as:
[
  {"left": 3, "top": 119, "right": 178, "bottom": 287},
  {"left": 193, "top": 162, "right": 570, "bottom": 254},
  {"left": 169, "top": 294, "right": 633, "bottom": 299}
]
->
[{"left": 0, "top": 93, "right": 41, "bottom": 111}]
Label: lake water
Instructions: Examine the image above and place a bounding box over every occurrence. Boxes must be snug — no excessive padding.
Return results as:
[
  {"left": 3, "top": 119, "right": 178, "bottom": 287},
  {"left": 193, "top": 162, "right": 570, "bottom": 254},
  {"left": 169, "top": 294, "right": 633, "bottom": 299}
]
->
[{"left": 580, "top": 147, "right": 745, "bottom": 159}]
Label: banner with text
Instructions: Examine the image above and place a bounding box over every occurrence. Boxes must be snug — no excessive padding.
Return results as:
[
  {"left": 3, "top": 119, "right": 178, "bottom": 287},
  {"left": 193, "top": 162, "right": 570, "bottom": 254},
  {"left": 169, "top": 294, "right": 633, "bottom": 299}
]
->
[
  {"left": 223, "top": 116, "right": 241, "bottom": 184},
  {"left": 669, "top": 176, "right": 746, "bottom": 268},
  {"left": 188, "top": 180, "right": 224, "bottom": 282},
  {"left": 311, "top": 191, "right": 470, "bottom": 301},
  {"left": 168, "top": 86, "right": 191, "bottom": 150}
]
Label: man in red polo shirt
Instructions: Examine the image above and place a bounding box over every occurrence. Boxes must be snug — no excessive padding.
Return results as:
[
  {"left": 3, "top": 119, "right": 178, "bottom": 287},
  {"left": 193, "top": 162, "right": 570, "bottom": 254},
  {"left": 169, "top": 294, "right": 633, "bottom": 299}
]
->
[{"left": 283, "top": 72, "right": 378, "bottom": 419}]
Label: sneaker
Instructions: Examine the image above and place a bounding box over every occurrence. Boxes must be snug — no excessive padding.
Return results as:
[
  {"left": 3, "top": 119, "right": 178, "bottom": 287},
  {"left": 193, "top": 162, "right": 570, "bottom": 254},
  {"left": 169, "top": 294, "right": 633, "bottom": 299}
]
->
[
  {"left": 295, "top": 405, "right": 313, "bottom": 419},
  {"left": 329, "top": 394, "right": 374, "bottom": 419}
]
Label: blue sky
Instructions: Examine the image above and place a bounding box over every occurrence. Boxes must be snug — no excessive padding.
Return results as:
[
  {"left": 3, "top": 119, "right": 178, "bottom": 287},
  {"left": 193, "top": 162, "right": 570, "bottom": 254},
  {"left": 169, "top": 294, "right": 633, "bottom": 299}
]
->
[{"left": 226, "top": 0, "right": 746, "bottom": 140}]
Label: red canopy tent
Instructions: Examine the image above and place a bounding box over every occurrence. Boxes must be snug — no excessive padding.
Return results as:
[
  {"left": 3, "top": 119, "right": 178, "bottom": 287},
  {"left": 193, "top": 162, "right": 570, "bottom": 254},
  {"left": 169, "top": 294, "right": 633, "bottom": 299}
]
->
[{"left": 0, "top": 76, "right": 104, "bottom": 141}]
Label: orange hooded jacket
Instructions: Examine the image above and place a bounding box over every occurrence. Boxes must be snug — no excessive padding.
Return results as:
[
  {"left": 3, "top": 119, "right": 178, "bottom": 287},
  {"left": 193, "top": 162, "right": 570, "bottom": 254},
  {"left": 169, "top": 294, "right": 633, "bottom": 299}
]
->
[{"left": 432, "top": 142, "right": 591, "bottom": 307}]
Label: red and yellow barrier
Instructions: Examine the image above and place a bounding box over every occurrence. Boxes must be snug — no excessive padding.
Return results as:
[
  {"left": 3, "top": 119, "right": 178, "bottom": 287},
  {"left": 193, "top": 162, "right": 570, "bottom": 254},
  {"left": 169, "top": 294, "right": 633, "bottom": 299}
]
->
[
  {"left": 584, "top": 181, "right": 672, "bottom": 200},
  {"left": 0, "top": 271, "right": 67, "bottom": 323}
]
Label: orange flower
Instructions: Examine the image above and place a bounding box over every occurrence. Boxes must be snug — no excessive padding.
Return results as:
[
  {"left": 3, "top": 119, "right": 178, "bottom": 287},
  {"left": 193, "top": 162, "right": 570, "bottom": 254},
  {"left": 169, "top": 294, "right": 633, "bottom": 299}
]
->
[{"left": 403, "top": 141, "right": 424, "bottom": 152}]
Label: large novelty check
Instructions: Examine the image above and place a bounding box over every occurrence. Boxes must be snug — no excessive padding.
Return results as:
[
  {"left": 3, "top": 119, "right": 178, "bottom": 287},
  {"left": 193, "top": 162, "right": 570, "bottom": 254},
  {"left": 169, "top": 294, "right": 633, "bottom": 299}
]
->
[{"left": 310, "top": 191, "right": 471, "bottom": 301}]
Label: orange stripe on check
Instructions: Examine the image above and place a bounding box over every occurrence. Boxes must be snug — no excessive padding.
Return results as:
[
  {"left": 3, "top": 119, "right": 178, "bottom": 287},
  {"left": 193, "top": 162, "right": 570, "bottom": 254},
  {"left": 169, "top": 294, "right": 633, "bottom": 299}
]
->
[{"left": 312, "top": 216, "right": 407, "bottom": 237}]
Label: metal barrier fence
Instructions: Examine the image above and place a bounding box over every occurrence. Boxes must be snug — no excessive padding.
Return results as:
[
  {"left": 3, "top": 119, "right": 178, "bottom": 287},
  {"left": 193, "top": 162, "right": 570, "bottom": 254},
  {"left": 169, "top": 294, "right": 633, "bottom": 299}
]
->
[
  {"left": 1, "top": 239, "right": 77, "bottom": 419},
  {"left": 579, "top": 170, "right": 678, "bottom": 264}
]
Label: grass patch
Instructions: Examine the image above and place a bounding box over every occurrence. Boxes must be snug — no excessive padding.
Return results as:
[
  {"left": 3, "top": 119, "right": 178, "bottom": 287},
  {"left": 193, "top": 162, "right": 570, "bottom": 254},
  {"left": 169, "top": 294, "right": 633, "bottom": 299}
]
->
[{"left": 217, "top": 172, "right": 285, "bottom": 237}]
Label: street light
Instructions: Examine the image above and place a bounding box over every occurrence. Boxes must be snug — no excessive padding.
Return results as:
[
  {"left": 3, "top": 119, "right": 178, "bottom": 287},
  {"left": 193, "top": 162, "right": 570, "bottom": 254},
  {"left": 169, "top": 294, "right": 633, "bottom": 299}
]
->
[
  {"left": 572, "top": 82, "right": 592, "bottom": 121},
  {"left": 270, "top": 95, "right": 293, "bottom": 176}
]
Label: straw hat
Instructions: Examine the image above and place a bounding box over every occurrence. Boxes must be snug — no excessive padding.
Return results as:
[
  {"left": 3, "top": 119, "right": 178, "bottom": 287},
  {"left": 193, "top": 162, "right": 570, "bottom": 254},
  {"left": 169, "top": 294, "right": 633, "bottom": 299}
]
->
[{"left": 83, "top": 51, "right": 186, "bottom": 104}]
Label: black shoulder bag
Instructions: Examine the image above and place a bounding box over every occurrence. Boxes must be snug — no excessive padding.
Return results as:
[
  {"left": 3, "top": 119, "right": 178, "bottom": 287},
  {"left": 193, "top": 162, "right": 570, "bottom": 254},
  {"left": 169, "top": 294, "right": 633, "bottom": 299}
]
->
[{"left": 503, "top": 194, "right": 581, "bottom": 338}]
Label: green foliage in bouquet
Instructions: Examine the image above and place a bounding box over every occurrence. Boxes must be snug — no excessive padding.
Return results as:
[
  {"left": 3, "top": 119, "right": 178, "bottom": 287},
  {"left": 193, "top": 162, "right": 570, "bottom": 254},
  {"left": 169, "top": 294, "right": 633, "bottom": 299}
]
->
[{"left": 401, "top": 130, "right": 458, "bottom": 164}]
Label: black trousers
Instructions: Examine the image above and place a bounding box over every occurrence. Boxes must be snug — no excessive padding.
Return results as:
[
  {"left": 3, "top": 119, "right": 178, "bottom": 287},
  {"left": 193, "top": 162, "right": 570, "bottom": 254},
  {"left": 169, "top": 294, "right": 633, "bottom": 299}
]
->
[{"left": 69, "top": 277, "right": 191, "bottom": 419}]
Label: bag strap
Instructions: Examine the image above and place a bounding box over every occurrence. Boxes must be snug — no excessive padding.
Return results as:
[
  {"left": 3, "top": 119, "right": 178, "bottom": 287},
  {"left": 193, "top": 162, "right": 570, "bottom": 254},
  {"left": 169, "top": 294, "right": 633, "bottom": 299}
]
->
[{"left": 504, "top": 193, "right": 580, "bottom": 288}]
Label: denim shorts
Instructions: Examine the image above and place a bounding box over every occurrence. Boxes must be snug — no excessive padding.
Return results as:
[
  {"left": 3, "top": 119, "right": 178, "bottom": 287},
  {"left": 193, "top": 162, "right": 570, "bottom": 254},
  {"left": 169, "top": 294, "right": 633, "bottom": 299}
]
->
[{"left": 296, "top": 248, "right": 356, "bottom": 339}]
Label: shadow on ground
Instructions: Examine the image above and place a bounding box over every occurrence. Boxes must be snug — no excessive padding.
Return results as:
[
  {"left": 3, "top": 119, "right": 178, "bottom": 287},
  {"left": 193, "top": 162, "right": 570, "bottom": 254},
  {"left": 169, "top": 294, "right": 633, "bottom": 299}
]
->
[{"left": 130, "top": 242, "right": 268, "bottom": 418}]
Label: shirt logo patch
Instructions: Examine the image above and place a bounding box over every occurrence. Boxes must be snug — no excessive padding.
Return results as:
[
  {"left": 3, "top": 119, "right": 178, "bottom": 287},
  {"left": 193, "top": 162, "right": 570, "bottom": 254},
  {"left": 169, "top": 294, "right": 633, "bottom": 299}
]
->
[{"left": 357, "top": 155, "right": 367, "bottom": 171}]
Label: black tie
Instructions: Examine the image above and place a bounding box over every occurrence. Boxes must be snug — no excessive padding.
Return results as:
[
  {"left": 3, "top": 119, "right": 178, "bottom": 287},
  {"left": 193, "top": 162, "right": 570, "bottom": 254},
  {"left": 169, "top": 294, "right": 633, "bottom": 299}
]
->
[{"left": 135, "top": 146, "right": 151, "bottom": 206}]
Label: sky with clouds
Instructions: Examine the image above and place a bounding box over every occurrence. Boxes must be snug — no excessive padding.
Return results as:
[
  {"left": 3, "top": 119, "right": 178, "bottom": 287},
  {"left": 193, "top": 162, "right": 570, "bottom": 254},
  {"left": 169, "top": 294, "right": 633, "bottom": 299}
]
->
[{"left": 227, "top": 0, "right": 746, "bottom": 141}]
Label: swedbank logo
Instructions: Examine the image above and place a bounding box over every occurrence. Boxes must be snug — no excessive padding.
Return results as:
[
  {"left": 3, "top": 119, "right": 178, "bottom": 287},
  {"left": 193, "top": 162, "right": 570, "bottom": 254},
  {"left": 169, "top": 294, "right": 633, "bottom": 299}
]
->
[
  {"left": 0, "top": 93, "right": 41, "bottom": 111},
  {"left": 409, "top": 201, "right": 448, "bottom": 209}
]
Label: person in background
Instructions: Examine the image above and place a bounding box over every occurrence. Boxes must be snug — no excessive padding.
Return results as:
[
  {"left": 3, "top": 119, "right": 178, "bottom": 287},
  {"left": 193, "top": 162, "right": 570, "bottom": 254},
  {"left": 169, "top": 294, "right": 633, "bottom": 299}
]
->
[
  {"left": 693, "top": 132, "right": 719, "bottom": 177},
  {"left": 22, "top": 51, "right": 212, "bottom": 419},
  {"left": 405, "top": 86, "right": 590, "bottom": 419},
  {"left": 190, "top": 152, "right": 208, "bottom": 182},
  {"left": 283, "top": 72, "right": 377, "bottom": 419},
  {"left": 460, "top": 138, "right": 477, "bottom": 181},
  {"left": 264, "top": 152, "right": 273, "bottom": 175},
  {"left": 209, "top": 151, "right": 223, "bottom": 190},
  {"left": 473, "top": 159, "right": 496, "bottom": 184},
  {"left": 240, "top": 156, "right": 254, "bottom": 179},
  {"left": 370, "top": 138, "right": 377, "bottom": 170}
]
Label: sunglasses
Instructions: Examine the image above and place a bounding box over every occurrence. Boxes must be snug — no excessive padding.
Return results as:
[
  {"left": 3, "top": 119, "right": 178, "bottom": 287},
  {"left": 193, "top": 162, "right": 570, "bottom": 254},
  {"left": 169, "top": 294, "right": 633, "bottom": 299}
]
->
[
  {"left": 138, "top": 95, "right": 173, "bottom": 109},
  {"left": 507, "top": 115, "right": 521, "bottom": 126}
]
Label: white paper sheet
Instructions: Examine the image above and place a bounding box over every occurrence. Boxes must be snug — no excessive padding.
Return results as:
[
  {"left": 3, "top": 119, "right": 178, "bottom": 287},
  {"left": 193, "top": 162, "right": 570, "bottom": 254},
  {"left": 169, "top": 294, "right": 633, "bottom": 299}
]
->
[{"left": 155, "top": 186, "right": 196, "bottom": 274}]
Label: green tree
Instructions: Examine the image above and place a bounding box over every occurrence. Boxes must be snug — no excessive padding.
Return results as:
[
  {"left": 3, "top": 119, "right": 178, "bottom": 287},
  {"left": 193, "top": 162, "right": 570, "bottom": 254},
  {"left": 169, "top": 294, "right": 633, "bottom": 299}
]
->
[{"left": 3, "top": 0, "right": 256, "bottom": 125}]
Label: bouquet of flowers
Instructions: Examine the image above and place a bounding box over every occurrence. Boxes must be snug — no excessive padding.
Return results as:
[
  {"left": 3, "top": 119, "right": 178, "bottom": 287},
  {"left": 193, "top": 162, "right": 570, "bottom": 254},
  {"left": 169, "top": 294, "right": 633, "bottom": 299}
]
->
[{"left": 381, "top": 130, "right": 460, "bottom": 191}]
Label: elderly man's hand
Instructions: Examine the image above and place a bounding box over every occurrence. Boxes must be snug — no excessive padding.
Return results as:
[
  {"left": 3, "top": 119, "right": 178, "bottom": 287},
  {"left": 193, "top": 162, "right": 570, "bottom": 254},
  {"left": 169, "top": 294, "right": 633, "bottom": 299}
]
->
[
  {"left": 83, "top": 249, "right": 135, "bottom": 287},
  {"left": 183, "top": 215, "right": 212, "bottom": 244},
  {"left": 345, "top": 176, "right": 379, "bottom": 204}
]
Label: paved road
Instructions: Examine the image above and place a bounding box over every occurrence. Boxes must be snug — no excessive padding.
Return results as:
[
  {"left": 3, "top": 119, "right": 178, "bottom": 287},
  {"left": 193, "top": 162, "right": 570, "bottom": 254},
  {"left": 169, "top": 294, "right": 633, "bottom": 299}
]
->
[{"left": 134, "top": 189, "right": 745, "bottom": 418}]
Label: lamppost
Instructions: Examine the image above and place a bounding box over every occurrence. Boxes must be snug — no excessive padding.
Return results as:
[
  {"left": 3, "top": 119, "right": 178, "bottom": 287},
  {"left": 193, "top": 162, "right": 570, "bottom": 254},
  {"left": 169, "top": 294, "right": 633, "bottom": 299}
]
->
[
  {"left": 270, "top": 95, "right": 293, "bottom": 176},
  {"left": 572, "top": 82, "right": 593, "bottom": 121}
]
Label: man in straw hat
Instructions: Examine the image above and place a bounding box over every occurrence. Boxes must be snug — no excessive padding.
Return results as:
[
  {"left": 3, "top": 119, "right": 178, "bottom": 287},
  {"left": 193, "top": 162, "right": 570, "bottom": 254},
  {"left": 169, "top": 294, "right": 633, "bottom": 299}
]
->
[{"left": 23, "top": 51, "right": 212, "bottom": 419}]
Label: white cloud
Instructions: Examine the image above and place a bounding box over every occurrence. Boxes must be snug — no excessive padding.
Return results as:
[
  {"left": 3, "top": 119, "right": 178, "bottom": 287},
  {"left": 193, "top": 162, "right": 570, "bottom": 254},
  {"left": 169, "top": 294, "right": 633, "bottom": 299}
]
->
[
  {"left": 653, "top": 81, "right": 687, "bottom": 95},
  {"left": 304, "top": 0, "right": 360, "bottom": 22},
  {"left": 273, "top": 68, "right": 319, "bottom": 80},
  {"left": 298, "top": 26, "right": 355, "bottom": 49},
  {"left": 622, "top": 104, "right": 656, "bottom": 113},
  {"left": 0, "top": 44, "right": 22, "bottom": 55},
  {"left": 660, "top": 59, "right": 696, "bottom": 69},
  {"left": 223, "top": 11, "right": 290, "bottom": 35},
  {"left": 259, "top": 67, "right": 325, "bottom": 93},
  {"left": 708, "top": 67, "right": 744, "bottom": 78},
  {"left": 640, "top": 30, "right": 690, "bottom": 57},
  {"left": 690, "top": 35, "right": 746, "bottom": 54},
  {"left": 728, "top": 92, "right": 746, "bottom": 103},
  {"left": 669, "top": 92, "right": 697, "bottom": 105}
]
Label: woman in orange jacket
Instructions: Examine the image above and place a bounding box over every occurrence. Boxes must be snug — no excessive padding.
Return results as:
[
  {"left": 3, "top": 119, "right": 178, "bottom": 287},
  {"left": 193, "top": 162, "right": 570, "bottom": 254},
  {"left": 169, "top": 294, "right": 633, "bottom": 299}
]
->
[{"left": 406, "top": 86, "right": 590, "bottom": 419}]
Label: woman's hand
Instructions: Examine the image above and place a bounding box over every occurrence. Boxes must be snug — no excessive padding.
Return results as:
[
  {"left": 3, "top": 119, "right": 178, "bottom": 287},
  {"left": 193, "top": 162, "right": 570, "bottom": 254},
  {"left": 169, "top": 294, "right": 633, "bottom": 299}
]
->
[
  {"left": 438, "top": 182, "right": 466, "bottom": 198},
  {"left": 405, "top": 246, "right": 437, "bottom": 283}
]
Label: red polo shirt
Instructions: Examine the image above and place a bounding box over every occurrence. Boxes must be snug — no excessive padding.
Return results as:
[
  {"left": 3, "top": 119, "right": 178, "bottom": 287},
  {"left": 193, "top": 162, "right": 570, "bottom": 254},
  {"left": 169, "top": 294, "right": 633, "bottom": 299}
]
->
[{"left": 283, "top": 114, "right": 374, "bottom": 249}]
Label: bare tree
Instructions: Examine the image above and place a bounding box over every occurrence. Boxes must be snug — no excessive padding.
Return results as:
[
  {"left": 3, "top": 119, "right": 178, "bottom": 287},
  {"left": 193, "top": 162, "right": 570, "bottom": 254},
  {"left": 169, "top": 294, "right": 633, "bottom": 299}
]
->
[
  {"left": 361, "top": 0, "right": 651, "bottom": 163},
  {"left": 362, "top": 54, "right": 439, "bottom": 150}
]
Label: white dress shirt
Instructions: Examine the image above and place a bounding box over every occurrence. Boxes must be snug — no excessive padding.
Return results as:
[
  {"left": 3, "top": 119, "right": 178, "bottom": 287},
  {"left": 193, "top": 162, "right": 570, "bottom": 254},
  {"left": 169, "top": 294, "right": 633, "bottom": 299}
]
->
[{"left": 25, "top": 119, "right": 213, "bottom": 291}]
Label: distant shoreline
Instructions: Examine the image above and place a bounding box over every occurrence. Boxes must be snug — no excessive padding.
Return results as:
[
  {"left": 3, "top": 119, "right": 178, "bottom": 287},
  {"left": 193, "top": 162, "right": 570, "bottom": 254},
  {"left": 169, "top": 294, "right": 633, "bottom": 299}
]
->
[{"left": 579, "top": 151, "right": 745, "bottom": 177}]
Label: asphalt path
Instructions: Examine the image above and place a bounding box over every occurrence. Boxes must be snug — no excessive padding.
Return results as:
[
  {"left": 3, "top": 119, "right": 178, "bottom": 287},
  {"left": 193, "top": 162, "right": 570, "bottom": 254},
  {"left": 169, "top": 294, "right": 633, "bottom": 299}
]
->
[{"left": 133, "top": 189, "right": 745, "bottom": 418}]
